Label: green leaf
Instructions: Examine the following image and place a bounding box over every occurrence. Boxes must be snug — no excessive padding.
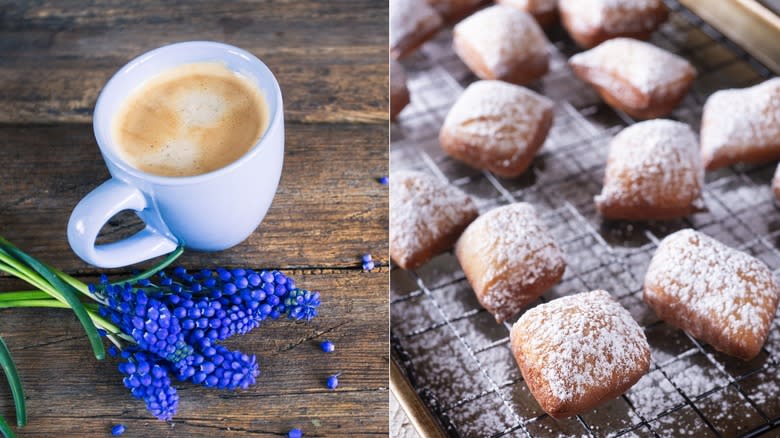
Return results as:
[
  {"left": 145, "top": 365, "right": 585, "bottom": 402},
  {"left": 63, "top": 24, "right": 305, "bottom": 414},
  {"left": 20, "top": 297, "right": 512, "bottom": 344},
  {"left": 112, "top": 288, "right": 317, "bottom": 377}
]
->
[
  {"left": 0, "top": 414, "right": 15, "bottom": 438},
  {"left": 0, "top": 337, "right": 25, "bottom": 427},
  {"left": 0, "top": 239, "right": 105, "bottom": 360}
]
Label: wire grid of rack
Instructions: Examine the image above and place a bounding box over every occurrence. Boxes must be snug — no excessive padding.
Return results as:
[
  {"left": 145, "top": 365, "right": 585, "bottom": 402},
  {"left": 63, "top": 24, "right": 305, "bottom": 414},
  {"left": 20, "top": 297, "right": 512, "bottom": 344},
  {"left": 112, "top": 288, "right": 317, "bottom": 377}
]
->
[{"left": 390, "top": 1, "right": 780, "bottom": 437}]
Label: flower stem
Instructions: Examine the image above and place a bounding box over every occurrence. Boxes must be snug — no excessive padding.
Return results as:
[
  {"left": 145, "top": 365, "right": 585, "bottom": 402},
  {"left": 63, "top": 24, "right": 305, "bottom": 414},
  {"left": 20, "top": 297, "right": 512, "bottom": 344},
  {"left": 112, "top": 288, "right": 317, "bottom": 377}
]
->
[
  {"left": 0, "top": 299, "right": 125, "bottom": 341},
  {"left": 112, "top": 246, "right": 184, "bottom": 285},
  {"left": 0, "top": 291, "right": 51, "bottom": 302},
  {"left": 46, "top": 245, "right": 183, "bottom": 300},
  {"left": 0, "top": 259, "right": 55, "bottom": 300},
  {"left": 0, "top": 239, "right": 104, "bottom": 360}
]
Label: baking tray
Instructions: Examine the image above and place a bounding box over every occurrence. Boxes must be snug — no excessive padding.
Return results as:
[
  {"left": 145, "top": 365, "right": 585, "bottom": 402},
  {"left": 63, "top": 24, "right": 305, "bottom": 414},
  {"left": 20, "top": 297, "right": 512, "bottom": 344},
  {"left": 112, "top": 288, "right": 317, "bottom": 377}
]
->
[
  {"left": 680, "top": 0, "right": 780, "bottom": 74},
  {"left": 390, "top": 1, "right": 780, "bottom": 437}
]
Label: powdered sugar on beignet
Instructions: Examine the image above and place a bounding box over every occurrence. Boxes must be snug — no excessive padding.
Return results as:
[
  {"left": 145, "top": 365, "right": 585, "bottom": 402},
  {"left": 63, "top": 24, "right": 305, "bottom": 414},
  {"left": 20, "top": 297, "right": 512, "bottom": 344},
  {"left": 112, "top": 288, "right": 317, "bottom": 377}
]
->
[
  {"left": 390, "top": 0, "right": 443, "bottom": 59},
  {"left": 560, "top": 0, "right": 665, "bottom": 33},
  {"left": 644, "top": 229, "right": 780, "bottom": 360},
  {"left": 440, "top": 80, "right": 554, "bottom": 177},
  {"left": 453, "top": 5, "right": 550, "bottom": 84},
  {"left": 700, "top": 78, "right": 780, "bottom": 170},
  {"left": 570, "top": 38, "right": 692, "bottom": 95},
  {"left": 390, "top": 171, "right": 478, "bottom": 270},
  {"left": 456, "top": 203, "right": 566, "bottom": 323},
  {"left": 595, "top": 119, "right": 704, "bottom": 220},
  {"left": 569, "top": 38, "right": 695, "bottom": 118},
  {"left": 510, "top": 290, "right": 650, "bottom": 418}
]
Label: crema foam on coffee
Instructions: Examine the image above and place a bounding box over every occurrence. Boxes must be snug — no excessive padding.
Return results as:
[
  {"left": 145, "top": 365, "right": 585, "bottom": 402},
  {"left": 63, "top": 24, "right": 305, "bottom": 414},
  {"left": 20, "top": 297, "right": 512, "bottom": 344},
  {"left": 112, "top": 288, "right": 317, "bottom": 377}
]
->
[{"left": 112, "top": 62, "right": 269, "bottom": 177}]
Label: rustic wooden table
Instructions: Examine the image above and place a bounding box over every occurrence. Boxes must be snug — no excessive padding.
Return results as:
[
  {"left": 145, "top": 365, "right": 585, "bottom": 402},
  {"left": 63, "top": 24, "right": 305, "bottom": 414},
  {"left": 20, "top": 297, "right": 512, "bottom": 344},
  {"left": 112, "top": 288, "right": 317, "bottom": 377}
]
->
[{"left": 0, "top": 1, "right": 388, "bottom": 436}]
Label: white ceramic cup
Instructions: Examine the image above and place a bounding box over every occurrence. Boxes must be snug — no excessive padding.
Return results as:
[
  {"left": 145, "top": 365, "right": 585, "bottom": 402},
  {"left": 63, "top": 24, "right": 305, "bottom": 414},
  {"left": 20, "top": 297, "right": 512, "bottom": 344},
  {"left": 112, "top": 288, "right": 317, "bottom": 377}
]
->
[{"left": 68, "top": 41, "right": 284, "bottom": 268}]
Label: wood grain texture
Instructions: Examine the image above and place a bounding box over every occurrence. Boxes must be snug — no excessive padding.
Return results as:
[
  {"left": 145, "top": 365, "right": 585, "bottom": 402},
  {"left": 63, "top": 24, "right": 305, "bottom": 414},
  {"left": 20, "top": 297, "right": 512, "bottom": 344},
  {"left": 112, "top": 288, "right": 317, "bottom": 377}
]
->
[
  {"left": 0, "top": 122, "right": 388, "bottom": 273},
  {"left": 0, "top": 0, "right": 389, "bottom": 436},
  {"left": 0, "top": 1, "right": 388, "bottom": 124}
]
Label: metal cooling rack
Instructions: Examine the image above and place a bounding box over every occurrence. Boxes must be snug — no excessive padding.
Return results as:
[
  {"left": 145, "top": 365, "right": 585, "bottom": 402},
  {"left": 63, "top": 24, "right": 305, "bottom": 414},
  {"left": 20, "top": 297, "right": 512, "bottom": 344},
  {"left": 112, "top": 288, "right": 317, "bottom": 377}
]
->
[{"left": 390, "top": 1, "right": 780, "bottom": 437}]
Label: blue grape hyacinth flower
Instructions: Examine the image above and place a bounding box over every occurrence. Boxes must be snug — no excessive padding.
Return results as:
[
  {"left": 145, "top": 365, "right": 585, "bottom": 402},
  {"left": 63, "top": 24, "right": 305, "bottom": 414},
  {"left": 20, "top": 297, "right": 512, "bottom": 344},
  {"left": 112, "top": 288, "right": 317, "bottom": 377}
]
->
[
  {"left": 118, "top": 348, "right": 179, "bottom": 421},
  {"left": 87, "top": 266, "right": 321, "bottom": 422}
]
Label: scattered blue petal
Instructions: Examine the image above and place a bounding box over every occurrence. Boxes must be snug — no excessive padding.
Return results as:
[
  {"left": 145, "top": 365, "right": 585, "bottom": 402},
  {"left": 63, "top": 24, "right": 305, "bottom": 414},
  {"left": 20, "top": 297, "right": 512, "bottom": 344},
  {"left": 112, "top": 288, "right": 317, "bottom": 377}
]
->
[{"left": 320, "top": 340, "right": 335, "bottom": 353}]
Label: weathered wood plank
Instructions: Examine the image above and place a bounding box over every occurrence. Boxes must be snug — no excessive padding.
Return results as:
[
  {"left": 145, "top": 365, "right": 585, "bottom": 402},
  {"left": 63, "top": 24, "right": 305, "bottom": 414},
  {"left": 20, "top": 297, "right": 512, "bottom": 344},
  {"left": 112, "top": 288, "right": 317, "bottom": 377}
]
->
[
  {"left": 0, "top": 0, "right": 389, "bottom": 124},
  {"left": 0, "top": 122, "right": 389, "bottom": 274},
  {"left": 0, "top": 270, "right": 388, "bottom": 437}
]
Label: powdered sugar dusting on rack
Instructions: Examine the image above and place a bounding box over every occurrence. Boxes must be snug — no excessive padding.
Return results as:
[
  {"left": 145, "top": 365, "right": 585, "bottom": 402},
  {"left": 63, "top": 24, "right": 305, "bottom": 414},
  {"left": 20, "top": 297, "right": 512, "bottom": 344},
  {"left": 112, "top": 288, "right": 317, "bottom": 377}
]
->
[
  {"left": 569, "top": 38, "right": 694, "bottom": 94},
  {"left": 390, "top": 0, "right": 442, "bottom": 48},
  {"left": 454, "top": 5, "right": 549, "bottom": 78},
  {"left": 442, "top": 80, "right": 553, "bottom": 156},
  {"left": 513, "top": 290, "right": 650, "bottom": 403},
  {"left": 559, "top": 0, "right": 664, "bottom": 33},
  {"left": 644, "top": 229, "right": 780, "bottom": 344},
  {"left": 700, "top": 78, "right": 780, "bottom": 165},
  {"left": 390, "top": 170, "right": 477, "bottom": 268},
  {"left": 595, "top": 119, "right": 704, "bottom": 209}
]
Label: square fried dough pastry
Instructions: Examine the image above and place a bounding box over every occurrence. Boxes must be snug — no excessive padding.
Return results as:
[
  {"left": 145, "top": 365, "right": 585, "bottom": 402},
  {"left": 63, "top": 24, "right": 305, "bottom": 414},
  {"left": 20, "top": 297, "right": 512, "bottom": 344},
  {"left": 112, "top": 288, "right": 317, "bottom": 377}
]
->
[
  {"left": 390, "top": 170, "right": 479, "bottom": 270},
  {"left": 559, "top": 0, "right": 668, "bottom": 48},
  {"left": 390, "top": 60, "right": 410, "bottom": 120},
  {"left": 773, "top": 162, "right": 780, "bottom": 202},
  {"left": 510, "top": 290, "right": 651, "bottom": 418},
  {"left": 644, "top": 229, "right": 780, "bottom": 360},
  {"left": 426, "top": 0, "right": 484, "bottom": 22},
  {"left": 497, "top": 0, "right": 559, "bottom": 27},
  {"left": 453, "top": 5, "right": 550, "bottom": 85},
  {"left": 439, "top": 80, "right": 554, "bottom": 178},
  {"left": 455, "top": 203, "right": 566, "bottom": 323},
  {"left": 595, "top": 119, "right": 705, "bottom": 220},
  {"left": 700, "top": 78, "right": 780, "bottom": 170},
  {"left": 390, "top": 0, "right": 443, "bottom": 59},
  {"left": 569, "top": 38, "right": 696, "bottom": 119}
]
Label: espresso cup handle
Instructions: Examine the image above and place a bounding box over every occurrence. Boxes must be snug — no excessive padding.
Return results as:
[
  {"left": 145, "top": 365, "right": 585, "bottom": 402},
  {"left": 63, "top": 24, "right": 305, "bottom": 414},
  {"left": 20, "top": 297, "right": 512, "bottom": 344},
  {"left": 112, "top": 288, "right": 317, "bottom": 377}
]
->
[{"left": 67, "top": 179, "right": 179, "bottom": 268}]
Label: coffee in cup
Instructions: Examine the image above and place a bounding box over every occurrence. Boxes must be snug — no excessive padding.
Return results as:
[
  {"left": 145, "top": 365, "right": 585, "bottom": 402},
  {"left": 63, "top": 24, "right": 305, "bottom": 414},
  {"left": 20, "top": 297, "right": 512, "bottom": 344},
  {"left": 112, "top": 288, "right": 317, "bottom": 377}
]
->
[{"left": 112, "top": 62, "right": 269, "bottom": 177}]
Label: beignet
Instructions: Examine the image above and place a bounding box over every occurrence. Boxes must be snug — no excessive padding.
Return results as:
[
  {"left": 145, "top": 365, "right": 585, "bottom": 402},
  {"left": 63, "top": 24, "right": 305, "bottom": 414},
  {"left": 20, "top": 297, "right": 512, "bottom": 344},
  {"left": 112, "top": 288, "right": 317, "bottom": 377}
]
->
[
  {"left": 497, "top": 0, "right": 558, "bottom": 27},
  {"left": 391, "top": 60, "right": 410, "bottom": 120},
  {"left": 390, "top": 170, "right": 479, "bottom": 270},
  {"left": 453, "top": 5, "right": 550, "bottom": 85},
  {"left": 773, "top": 162, "right": 780, "bottom": 202},
  {"left": 700, "top": 78, "right": 780, "bottom": 170},
  {"left": 569, "top": 38, "right": 696, "bottom": 119},
  {"left": 595, "top": 119, "right": 705, "bottom": 220},
  {"left": 390, "top": 0, "right": 443, "bottom": 59},
  {"left": 439, "top": 80, "right": 554, "bottom": 178},
  {"left": 559, "top": 0, "right": 668, "bottom": 48},
  {"left": 644, "top": 229, "right": 780, "bottom": 361},
  {"left": 455, "top": 203, "right": 566, "bottom": 323},
  {"left": 510, "top": 290, "right": 651, "bottom": 418}
]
